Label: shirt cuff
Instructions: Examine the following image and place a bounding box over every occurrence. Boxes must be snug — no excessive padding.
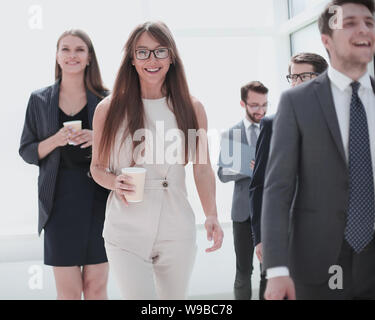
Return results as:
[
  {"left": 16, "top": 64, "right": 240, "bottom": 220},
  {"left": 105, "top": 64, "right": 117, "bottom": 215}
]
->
[
  {"left": 266, "top": 267, "right": 290, "bottom": 279},
  {"left": 222, "top": 168, "right": 240, "bottom": 175}
]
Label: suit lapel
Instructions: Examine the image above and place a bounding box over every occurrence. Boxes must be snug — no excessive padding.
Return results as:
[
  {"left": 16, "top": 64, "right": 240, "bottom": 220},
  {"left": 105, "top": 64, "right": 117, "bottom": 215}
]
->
[
  {"left": 48, "top": 80, "right": 60, "bottom": 137},
  {"left": 314, "top": 72, "right": 347, "bottom": 165}
]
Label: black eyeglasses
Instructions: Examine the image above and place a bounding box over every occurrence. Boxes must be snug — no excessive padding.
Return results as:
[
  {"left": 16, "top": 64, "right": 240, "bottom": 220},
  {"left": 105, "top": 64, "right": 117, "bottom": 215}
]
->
[
  {"left": 135, "top": 47, "right": 170, "bottom": 60},
  {"left": 286, "top": 72, "right": 319, "bottom": 84}
]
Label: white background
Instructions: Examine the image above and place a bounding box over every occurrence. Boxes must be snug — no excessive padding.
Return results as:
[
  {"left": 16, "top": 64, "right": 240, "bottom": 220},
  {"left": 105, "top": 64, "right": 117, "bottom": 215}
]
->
[
  {"left": 8, "top": 0, "right": 373, "bottom": 300},
  {"left": 0, "top": 0, "right": 294, "bottom": 235}
]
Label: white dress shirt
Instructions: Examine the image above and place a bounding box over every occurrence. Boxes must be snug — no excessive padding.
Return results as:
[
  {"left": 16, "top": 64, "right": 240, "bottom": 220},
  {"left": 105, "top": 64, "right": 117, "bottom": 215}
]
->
[
  {"left": 266, "top": 66, "right": 375, "bottom": 279},
  {"left": 243, "top": 117, "right": 260, "bottom": 146}
]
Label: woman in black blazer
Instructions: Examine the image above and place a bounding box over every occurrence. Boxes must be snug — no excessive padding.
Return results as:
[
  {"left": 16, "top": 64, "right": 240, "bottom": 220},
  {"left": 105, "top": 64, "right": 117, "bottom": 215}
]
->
[{"left": 19, "top": 29, "right": 109, "bottom": 300}]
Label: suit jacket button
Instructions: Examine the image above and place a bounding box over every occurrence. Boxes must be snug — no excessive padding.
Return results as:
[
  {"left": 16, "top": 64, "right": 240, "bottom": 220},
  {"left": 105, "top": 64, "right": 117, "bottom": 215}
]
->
[{"left": 162, "top": 181, "right": 168, "bottom": 188}]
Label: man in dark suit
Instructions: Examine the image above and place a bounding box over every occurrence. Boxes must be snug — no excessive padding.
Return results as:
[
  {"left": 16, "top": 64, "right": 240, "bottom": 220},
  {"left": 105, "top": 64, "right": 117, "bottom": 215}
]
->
[
  {"left": 261, "top": 0, "right": 375, "bottom": 300},
  {"left": 217, "top": 81, "right": 268, "bottom": 300},
  {"left": 249, "top": 53, "right": 328, "bottom": 297}
]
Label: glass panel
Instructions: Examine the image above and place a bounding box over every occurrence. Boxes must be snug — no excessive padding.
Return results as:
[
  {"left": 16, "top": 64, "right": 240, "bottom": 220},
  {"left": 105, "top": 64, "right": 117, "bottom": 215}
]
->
[
  {"left": 290, "top": 22, "right": 329, "bottom": 61},
  {"left": 288, "top": 0, "right": 329, "bottom": 18},
  {"left": 288, "top": 0, "right": 310, "bottom": 17}
]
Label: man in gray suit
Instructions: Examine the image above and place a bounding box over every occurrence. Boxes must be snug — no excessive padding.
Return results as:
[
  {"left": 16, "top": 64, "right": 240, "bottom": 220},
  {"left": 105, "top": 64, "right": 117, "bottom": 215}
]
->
[
  {"left": 262, "top": 0, "right": 375, "bottom": 300},
  {"left": 218, "top": 81, "right": 268, "bottom": 300}
]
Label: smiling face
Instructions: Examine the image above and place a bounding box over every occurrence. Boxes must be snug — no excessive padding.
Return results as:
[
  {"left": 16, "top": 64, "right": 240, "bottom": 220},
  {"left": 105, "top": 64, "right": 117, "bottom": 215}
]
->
[
  {"left": 132, "top": 32, "right": 172, "bottom": 91},
  {"left": 322, "top": 3, "right": 375, "bottom": 72},
  {"left": 56, "top": 35, "right": 90, "bottom": 75},
  {"left": 241, "top": 90, "right": 268, "bottom": 124}
]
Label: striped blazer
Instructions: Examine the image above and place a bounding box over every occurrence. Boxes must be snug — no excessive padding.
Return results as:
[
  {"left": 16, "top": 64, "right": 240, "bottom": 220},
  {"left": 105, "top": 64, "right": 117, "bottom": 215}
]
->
[{"left": 19, "top": 80, "right": 107, "bottom": 235}]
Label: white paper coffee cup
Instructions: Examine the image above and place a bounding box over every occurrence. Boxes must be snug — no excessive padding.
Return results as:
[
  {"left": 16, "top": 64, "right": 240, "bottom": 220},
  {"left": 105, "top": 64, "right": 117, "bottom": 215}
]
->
[
  {"left": 63, "top": 120, "right": 82, "bottom": 145},
  {"left": 121, "top": 167, "right": 147, "bottom": 203}
]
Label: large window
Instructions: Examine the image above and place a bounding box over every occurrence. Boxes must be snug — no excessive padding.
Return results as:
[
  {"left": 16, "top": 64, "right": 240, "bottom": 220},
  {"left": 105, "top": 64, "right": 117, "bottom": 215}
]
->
[
  {"left": 288, "top": 0, "right": 329, "bottom": 18},
  {"left": 288, "top": 0, "right": 311, "bottom": 17},
  {"left": 290, "top": 22, "right": 328, "bottom": 60},
  {"left": 287, "top": 0, "right": 330, "bottom": 60}
]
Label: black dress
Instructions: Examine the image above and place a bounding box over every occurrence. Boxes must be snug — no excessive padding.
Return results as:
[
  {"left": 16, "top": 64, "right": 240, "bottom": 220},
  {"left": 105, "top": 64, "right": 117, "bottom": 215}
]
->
[{"left": 43, "top": 105, "right": 108, "bottom": 266}]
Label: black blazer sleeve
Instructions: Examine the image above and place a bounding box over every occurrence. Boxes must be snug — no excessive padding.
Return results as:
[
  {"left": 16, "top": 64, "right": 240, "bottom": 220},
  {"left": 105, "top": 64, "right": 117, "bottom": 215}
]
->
[
  {"left": 19, "top": 93, "right": 40, "bottom": 166},
  {"left": 249, "top": 116, "right": 273, "bottom": 246}
]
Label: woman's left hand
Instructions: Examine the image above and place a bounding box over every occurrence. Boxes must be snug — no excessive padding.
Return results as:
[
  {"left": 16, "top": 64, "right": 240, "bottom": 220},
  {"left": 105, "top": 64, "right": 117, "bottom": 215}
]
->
[
  {"left": 204, "top": 216, "right": 224, "bottom": 253},
  {"left": 68, "top": 129, "right": 93, "bottom": 148}
]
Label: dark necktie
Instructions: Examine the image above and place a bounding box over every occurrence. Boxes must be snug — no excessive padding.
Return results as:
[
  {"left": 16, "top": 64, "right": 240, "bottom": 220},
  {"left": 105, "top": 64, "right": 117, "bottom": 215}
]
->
[{"left": 344, "top": 81, "right": 375, "bottom": 253}]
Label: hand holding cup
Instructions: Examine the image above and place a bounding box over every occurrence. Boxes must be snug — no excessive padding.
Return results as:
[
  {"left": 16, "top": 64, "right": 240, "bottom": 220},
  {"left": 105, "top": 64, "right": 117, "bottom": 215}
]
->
[
  {"left": 114, "top": 173, "right": 135, "bottom": 207},
  {"left": 63, "top": 120, "right": 82, "bottom": 146},
  {"left": 68, "top": 129, "right": 93, "bottom": 148},
  {"left": 54, "top": 126, "right": 71, "bottom": 147}
]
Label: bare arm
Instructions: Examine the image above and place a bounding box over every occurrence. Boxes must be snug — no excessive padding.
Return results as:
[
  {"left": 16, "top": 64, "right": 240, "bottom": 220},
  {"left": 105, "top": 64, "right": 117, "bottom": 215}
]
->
[
  {"left": 192, "top": 98, "right": 224, "bottom": 252},
  {"left": 90, "top": 97, "right": 134, "bottom": 206}
]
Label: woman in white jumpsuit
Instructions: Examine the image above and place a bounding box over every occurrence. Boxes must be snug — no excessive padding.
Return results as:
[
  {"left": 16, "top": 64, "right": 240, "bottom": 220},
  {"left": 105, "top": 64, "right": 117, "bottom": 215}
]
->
[{"left": 90, "top": 21, "right": 224, "bottom": 300}]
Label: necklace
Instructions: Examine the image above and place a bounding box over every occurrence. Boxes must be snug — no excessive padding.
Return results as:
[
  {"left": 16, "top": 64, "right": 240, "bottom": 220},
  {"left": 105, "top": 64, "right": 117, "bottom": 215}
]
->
[
  {"left": 59, "top": 87, "right": 87, "bottom": 117},
  {"left": 60, "top": 98, "right": 87, "bottom": 116}
]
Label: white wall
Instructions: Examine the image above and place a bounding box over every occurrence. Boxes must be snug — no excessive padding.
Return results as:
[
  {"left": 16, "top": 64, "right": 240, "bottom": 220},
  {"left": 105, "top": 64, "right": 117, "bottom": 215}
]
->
[{"left": 1, "top": 0, "right": 288, "bottom": 235}]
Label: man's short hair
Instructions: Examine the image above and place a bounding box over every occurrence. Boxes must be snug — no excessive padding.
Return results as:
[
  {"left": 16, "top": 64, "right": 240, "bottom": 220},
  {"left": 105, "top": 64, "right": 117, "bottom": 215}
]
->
[
  {"left": 241, "top": 81, "right": 269, "bottom": 102},
  {"left": 288, "top": 53, "right": 329, "bottom": 75},
  {"left": 318, "top": 0, "right": 375, "bottom": 36}
]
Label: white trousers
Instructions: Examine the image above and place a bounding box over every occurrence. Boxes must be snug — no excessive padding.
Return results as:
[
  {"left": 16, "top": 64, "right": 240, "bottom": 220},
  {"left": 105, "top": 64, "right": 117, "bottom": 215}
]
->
[{"left": 105, "top": 239, "right": 197, "bottom": 300}]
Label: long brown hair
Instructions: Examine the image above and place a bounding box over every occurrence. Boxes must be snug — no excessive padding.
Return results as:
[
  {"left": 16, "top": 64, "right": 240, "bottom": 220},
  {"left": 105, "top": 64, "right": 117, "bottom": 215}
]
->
[
  {"left": 99, "top": 21, "right": 199, "bottom": 165},
  {"left": 55, "top": 29, "right": 108, "bottom": 98}
]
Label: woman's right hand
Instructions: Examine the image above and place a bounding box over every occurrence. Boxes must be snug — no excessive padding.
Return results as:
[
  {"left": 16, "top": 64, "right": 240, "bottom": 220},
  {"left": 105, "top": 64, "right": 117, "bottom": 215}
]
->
[
  {"left": 54, "top": 127, "right": 71, "bottom": 147},
  {"left": 114, "top": 174, "right": 135, "bottom": 207}
]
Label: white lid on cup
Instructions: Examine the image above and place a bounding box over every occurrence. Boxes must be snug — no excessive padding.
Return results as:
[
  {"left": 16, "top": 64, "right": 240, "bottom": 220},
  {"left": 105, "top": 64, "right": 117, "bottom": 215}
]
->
[
  {"left": 121, "top": 167, "right": 146, "bottom": 174},
  {"left": 63, "top": 120, "right": 82, "bottom": 126}
]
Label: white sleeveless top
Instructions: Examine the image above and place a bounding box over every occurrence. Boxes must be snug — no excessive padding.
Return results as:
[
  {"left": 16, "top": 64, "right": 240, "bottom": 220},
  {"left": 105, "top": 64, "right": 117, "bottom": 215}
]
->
[{"left": 102, "top": 97, "right": 196, "bottom": 260}]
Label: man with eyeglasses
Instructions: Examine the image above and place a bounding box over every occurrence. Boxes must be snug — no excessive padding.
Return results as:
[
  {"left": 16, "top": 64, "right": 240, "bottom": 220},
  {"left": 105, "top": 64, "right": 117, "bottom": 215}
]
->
[
  {"left": 249, "top": 53, "right": 328, "bottom": 299},
  {"left": 217, "top": 81, "right": 269, "bottom": 300}
]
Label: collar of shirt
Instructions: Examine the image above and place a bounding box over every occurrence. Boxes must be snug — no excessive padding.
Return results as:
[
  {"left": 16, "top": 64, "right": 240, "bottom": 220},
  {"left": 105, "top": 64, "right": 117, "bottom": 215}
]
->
[
  {"left": 328, "top": 65, "right": 372, "bottom": 93},
  {"left": 243, "top": 118, "right": 259, "bottom": 131}
]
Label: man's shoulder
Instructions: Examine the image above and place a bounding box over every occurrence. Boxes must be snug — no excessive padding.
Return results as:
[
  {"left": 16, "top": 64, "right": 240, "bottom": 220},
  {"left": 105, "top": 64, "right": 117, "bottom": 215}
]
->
[
  {"left": 285, "top": 71, "right": 328, "bottom": 98},
  {"left": 259, "top": 115, "right": 274, "bottom": 131},
  {"left": 261, "top": 115, "right": 274, "bottom": 125},
  {"left": 222, "top": 121, "right": 243, "bottom": 135}
]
